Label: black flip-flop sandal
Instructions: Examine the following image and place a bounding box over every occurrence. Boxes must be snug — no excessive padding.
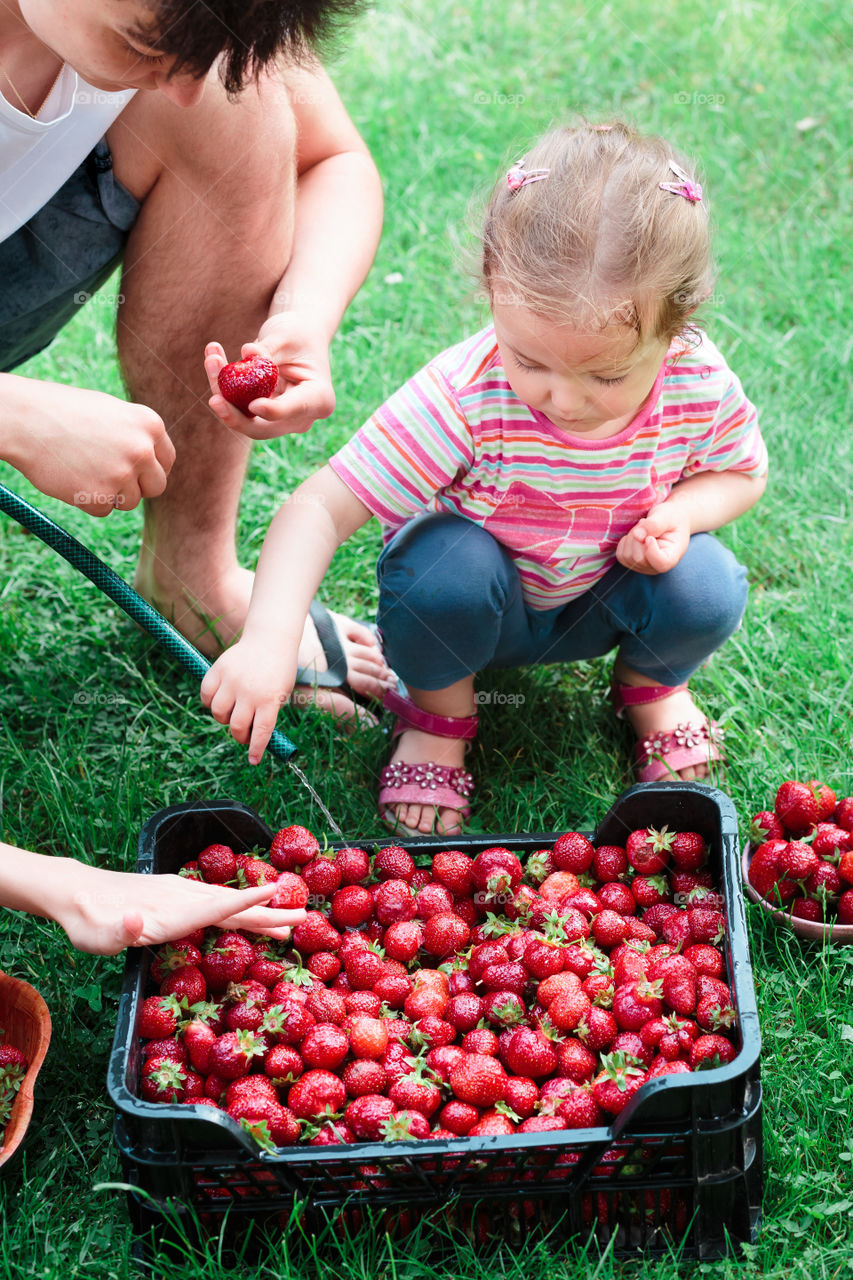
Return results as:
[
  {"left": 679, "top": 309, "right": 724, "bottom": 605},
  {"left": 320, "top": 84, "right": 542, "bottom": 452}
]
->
[{"left": 294, "top": 599, "right": 387, "bottom": 710}]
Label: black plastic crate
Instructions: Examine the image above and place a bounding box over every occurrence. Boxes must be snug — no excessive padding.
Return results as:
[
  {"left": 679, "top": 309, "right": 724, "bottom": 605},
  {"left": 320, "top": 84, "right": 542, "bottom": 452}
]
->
[{"left": 107, "top": 782, "right": 762, "bottom": 1259}]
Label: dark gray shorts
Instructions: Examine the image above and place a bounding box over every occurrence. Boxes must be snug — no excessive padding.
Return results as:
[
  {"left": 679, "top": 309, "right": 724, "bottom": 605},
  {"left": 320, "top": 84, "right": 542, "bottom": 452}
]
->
[{"left": 0, "top": 139, "right": 141, "bottom": 372}]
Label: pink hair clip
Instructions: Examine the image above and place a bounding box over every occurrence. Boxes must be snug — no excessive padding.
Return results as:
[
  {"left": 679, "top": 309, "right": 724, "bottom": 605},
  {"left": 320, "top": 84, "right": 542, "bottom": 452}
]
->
[
  {"left": 506, "top": 159, "right": 550, "bottom": 192},
  {"left": 659, "top": 160, "right": 703, "bottom": 203}
]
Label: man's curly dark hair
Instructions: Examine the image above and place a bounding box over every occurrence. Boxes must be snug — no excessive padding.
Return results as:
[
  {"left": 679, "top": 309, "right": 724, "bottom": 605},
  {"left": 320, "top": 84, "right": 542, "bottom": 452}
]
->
[{"left": 138, "top": 0, "right": 368, "bottom": 94}]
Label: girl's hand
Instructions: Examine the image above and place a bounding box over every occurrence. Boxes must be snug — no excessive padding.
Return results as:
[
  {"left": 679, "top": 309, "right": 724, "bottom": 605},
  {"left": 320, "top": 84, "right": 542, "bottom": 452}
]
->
[
  {"left": 200, "top": 639, "right": 297, "bottom": 765},
  {"left": 616, "top": 504, "right": 691, "bottom": 574},
  {"left": 204, "top": 313, "right": 334, "bottom": 440},
  {"left": 51, "top": 862, "right": 306, "bottom": 954}
]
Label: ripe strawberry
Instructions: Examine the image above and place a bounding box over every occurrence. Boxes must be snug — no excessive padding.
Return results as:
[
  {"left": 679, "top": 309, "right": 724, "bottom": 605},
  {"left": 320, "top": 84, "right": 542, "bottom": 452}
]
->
[
  {"left": 807, "top": 781, "right": 837, "bottom": 822},
  {"left": 342, "top": 1059, "right": 388, "bottom": 1097},
  {"left": 612, "top": 980, "right": 663, "bottom": 1031},
  {"left": 411, "top": 1015, "right": 455, "bottom": 1048},
  {"left": 690, "top": 1034, "right": 736, "bottom": 1070},
  {"left": 291, "top": 912, "right": 342, "bottom": 955},
  {"left": 461, "top": 1028, "right": 499, "bottom": 1056},
  {"left": 287, "top": 1069, "right": 347, "bottom": 1119},
  {"left": 524, "top": 849, "right": 554, "bottom": 884},
  {"left": 552, "top": 1036, "right": 595, "bottom": 1083},
  {"left": 811, "top": 824, "right": 851, "bottom": 857},
  {"left": 431, "top": 851, "right": 475, "bottom": 897},
  {"left": 334, "top": 847, "right": 371, "bottom": 884},
  {"left": 471, "top": 848, "right": 524, "bottom": 899},
  {"left": 670, "top": 831, "right": 708, "bottom": 871},
  {"left": 519, "top": 1115, "right": 567, "bottom": 1134},
  {"left": 480, "top": 961, "right": 527, "bottom": 996},
  {"left": 747, "top": 839, "right": 794, "bottom": 902},
  {"left": 774, "top": 781, "right": 819, "bottom": 835},
  {"left": 269, "top": 826, "right": 320, "bottom": 870},
  {"left": 389, "top": 1071, "right": 442, "bottom": 1117},
  {"left": 504, "top": 1076, "right": 539, "bottom": 1118},
  {"left": 683, "top": 944, "right": 724, "bottom": 978},
  {"left": 641, "top": 902, "right": 680, "bottom": 937},
  {"left": 561, "top": 888, "right": 602, "bottom": 919},
  {"left": 208, "top": 1030, "right": 266, "bottom": 1080},
  {"left": 551, "top": 832, "right": 595, "bottom": 874},
  {"left": 142, "top": 1037, "right": 187, "bottom": 1065},
  {"left": 836, "top": 798, "right": 853, "bottom": 832},
  {"left": 558, "top": 1085, "right": 606, "bottom": 1129},
  {"left": 240, "top": 857, "right": 278, "bottom": 887},
  {"left": 374, "top": 845, "right": 416, "bottom": 882},
  {"left": 504, "top": 1028, "right": 557, "bottom": 1078},
  {"left": 468, "top": 941, "right": 510, "bottom": 982},
  {"left": 410, "top": 869, "right": 432, "bottom": 893},
  {"left": 225, "top": 1075, "right": 278, "bottom": 1108},
  {"left": 592, "top": 844, "right": 629, "bottom": 881},
  {"left": 661, "top": 910, "right": 694, "bottom": 948},
  {"left": 576, "top": 1006, "right": 618, "bottom": 1053},
  {"left": 749, "top": 811, "right": 785, "bottom": 844},
  {"left": 300, "top": 1023, "right": 349, "bottom": 1071},
  {"left": 217, "top": 353, "right": 278, "bottom": 413},
  {"left": 199, "top": 932, "right": 255, "bottom": 990},
  {"left": 591, "top": 1051, "right": 647, "bottom": 1115},
  {"left": 696, "top": 993, "right": 736, "bottom": 1032},
  {"left": 348, "top": 1016, "right": 389, "bottom": 1061},
  {"left": 647, "top": 1057, "right": 692, "bottom": 1079},
  {"left": 150, "top": 942, "right": 202, "bottom": 984},
  {"left": 778, "top": 841, "right": 819, "bottom": 881},
  {"left": 345, "top": 1094, "right": 397, "bottom": 1140},
  {"left": 139, "top": 994, "right": 185, "bottom": 1040},
  {"left": 140, "top": 1055, "right": 188, "bottom": 1102},
  {"left": 548, "top": 986, "right": 591, "bottom": 1032},
  {"left": 481, "top": 991, "right": 526, "bottom": 1027},
  {"left": 805, "top": 861, "right": 842, "bottom": 898},
  {"left": 374, "top": 880, "right": 417, "bottom": 926},
  {"left": 423, "top": 912, "right": 470, "bottom": 957},
  {"left": 626, "top": 827, "right": 675, "bottom": 874},
  {"left": 263, "top": 1001, "right": 314, "bottom": 1045},
  {"left": 343, "top": 946, "right": 385, "bottom": 991},
  {"left": 440, "top": 1100, "right": 480, "bottom": 1134},
  {"left": 631, "top": 875, "right": 671, "bottom": 909},
  {"left": 264, "top": 1044, "right": 303, "bottom": 1083},
  {"left": 383, "top": 1110, "right": 431, "bottom": 1140},
  {"left": 161, "top": 965, "right": 207, "bottom": 1005},
  {"left": 591, "top": 909, "right": 630, "bottom": 949},
  {"left": 197, "top": 844, "right": 237, "bottom": 884},
  {"left": 414, "top": 884, "right": 454, "bottom": 921},
  {"left": 344, "top": 990, "right": 382, "bottom": 1017},
  {"left": 301, "top": 854, "right": 341, "bottom": 899},
  {"left": 308, "top": 1120, "right": 354, "bottom": 1146},
  {"left": 686, "top": 905, "right": 726, "bottom": 945},
  {"left": 327, "top": 885, "right": 372, "bottom": 930},
  {"left": 425, "top": 1044, "right": 465, "bottom": 1081},
  {"left": 655, "top": 956, "right": 698, "bottom": 1016},
  {"left": 612, "top": 1029, "right": 654, "bottom": 1067},
  {"left": 469, "top": 1111, "right": 516, "bottom": 1136},
  {"left": 539, "top": 871, "right": 581, "bottom": 903},
  {"left": 837, "top": 888, "right": 853, "bottom": 924},
  {"left": 524, "top": 938, "right": 565, "bottom": 980},
  {"left": 449, "top": 1053, "right": 508, "bottom": 1107}
]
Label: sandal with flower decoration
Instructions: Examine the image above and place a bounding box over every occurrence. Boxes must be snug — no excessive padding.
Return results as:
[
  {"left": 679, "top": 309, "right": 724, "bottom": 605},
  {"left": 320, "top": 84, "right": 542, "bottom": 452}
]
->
[
  {"left": 378, "top": 688, "right": 478, "bottom": 837},
  {"left": 611, "top": 680, "right": 724, "bottom": 783}
]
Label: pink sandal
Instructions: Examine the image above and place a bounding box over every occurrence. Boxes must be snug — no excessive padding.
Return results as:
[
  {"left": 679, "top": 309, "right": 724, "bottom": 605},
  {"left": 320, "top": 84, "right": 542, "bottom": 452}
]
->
[
  {"left": 378, "top": 689, "right": 478, "bottom": 836},
  {"left": 612, "top": 681, "right": 724, "bottom": 783}
]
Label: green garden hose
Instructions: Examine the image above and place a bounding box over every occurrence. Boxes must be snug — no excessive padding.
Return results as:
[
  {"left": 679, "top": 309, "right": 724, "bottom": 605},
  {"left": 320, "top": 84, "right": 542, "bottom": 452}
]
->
[{"left": 0, "top": 481, "right": 297, "bottom": 761}]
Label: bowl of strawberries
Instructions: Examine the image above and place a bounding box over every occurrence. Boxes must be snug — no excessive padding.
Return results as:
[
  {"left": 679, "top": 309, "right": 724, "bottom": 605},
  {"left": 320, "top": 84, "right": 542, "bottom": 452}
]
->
[
  {"left": 0, "top": 971, "right": 52, "bottom": 1169},
  {"left": 743, "top": 779, "right": 853, "bottom": 942}
]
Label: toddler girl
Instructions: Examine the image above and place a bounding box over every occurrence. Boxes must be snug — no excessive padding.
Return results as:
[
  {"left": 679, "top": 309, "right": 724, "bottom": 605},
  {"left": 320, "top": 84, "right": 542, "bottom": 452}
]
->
[{"left": 201, "top": 121, "right": 767, "bottom": 838}]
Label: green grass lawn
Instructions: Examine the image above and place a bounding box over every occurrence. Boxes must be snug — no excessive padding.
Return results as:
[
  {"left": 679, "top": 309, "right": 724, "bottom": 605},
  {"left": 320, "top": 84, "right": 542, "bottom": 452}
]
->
[{"left": 1, "top": 0, "right": 852, "bottom": 1275}]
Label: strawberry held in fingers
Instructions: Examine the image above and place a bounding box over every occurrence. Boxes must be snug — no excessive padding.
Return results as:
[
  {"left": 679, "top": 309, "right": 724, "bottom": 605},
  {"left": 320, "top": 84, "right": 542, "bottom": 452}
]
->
[{"left": 217, "top": 354, "right": 278, "bottom": 414}]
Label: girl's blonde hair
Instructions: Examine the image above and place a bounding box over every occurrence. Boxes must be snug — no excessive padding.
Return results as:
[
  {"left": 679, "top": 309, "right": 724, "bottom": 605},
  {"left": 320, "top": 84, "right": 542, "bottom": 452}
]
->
[{"left": 481, "top": 120, "right": 713, "bottom": 346}]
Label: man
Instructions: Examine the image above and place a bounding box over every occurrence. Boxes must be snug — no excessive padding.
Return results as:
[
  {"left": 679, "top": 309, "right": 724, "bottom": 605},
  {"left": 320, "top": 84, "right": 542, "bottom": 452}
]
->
[{"left": 0, "top": 0, "right": 392, "bottom": 721}]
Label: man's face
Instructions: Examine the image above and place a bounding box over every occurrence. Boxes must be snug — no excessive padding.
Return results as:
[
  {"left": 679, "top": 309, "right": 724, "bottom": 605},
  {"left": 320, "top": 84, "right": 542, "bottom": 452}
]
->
[{"left": 20, "top": 0, "right": 207, "bottom": 105}]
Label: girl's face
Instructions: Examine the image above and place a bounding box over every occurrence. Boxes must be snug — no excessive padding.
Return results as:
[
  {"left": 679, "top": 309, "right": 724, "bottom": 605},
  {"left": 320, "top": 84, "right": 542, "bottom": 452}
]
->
[
  {"left": 18, "top": 0, "right": 206, "bottom": 105},
  {"left": 492, "top": 300, "right": 669, "bottom": 439}
]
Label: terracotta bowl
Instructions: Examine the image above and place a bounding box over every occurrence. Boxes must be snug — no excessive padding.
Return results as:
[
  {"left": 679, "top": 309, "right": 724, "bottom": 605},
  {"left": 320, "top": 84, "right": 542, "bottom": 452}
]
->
[
  {"left": 0, "top": 970, "right": 52, "bottom": 1169},
  {"left": 742, "top": 843, "right": 853, "bottom": 943}
]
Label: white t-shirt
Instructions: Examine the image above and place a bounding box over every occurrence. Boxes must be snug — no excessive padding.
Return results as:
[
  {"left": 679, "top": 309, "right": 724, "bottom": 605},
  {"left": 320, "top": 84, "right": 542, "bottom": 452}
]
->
[{"left": 0, "top": 65, "right": 135, "bottom": 243}]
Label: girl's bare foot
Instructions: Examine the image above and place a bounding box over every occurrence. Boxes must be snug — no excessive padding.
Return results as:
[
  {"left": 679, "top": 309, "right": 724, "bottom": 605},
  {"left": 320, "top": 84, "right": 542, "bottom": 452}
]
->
[{"left": 382, "top": 727, "right": 469, "bottom": 836}]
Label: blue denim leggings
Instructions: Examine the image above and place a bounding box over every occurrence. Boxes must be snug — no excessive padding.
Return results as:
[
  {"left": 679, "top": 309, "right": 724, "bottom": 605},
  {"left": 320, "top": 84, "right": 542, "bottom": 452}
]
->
[{"left": 376, "top": 513, "right": 748, "bottom": 692}]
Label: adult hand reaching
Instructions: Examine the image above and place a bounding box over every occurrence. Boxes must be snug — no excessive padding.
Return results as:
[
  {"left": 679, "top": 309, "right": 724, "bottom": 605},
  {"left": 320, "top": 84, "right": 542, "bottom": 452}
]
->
[{"left": 0, "top": 374, "right": 175, "bottom": 516}]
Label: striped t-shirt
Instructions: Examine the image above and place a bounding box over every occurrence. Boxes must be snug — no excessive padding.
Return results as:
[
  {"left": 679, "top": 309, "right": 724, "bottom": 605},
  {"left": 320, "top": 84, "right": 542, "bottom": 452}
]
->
[{"left": 330, "top": 325, "right": 767, "bottom": 610}]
